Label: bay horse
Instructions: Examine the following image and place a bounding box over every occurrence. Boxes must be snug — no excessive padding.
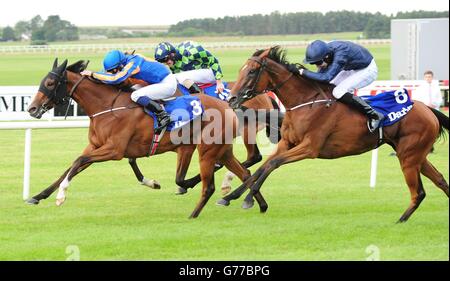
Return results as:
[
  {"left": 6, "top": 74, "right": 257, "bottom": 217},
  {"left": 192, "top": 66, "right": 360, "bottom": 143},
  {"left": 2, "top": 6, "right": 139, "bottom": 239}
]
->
[
  {"left": 218, "top": 46, "right": 449, "bottom": 223},
  {"left": 26, "top": 58, "right": 268, "bottom": 218}
]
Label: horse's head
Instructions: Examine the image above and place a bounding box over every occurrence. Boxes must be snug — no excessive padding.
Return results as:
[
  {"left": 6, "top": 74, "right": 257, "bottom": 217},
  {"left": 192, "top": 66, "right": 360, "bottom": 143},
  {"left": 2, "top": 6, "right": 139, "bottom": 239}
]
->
[
  {"left": 228, "top": 49, "right": 273, "bottom": 109},
  {"left": 229, "top": 46, "right": 295, "bottom": 110},
  {"left": 28, "top": 58, "right": 69, "bottom": 119}
]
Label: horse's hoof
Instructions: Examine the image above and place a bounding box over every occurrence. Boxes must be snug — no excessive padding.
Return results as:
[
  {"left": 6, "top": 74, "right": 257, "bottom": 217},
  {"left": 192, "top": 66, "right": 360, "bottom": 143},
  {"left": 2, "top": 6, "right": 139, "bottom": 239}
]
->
[
  {"left": 26, "top": 198, "right": 39, "bottom": 205},
  {"left": 221, "top": 186, "right": 231, "bottom": 196},
  {"left": 260, "top": 205, "right": 268, "bottom": 213},
  {"left": 141, "top": 178, "right": 161, "bottom": 189},
  {"left": 242, "top": 200, "right": 254, "bottom": 209},
  {"left": 55, "top": 197, "right": 66, "bottom": 206},
  {"left": 175, "top": 187, "right": 187, "bottom": 195},
  {"left": 216, "top": 198, "right": 230, "bottom": 206}
]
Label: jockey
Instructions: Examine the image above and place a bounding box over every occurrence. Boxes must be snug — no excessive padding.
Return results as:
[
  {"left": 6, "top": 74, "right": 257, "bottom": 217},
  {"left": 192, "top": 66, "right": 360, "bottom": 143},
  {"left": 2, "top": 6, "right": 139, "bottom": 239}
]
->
[
  {"left": 287, "top": 40, "right": 384, "bottom": 132},
  {"left": 154, "top": 41, "right": 224, "bottom": 94},
  {"left": 81, "top": 50, "right": 176, "bottom": 131}
]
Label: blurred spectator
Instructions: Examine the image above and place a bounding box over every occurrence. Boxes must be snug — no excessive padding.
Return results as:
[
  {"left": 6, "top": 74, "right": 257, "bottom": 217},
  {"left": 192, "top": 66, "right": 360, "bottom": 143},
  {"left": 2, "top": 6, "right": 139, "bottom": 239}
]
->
[{"left": 412, "top": 70, "right": 443, "bottom": 110}]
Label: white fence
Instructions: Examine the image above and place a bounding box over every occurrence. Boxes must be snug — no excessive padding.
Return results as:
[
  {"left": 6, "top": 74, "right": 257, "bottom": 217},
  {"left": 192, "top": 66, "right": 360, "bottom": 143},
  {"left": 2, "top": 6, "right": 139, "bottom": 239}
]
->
[
  {"left": 0, "top": 39, "right": 391, "bottom": 54},
  {"left": 0, "top": 121, "right": 89, "bottom": 200}
]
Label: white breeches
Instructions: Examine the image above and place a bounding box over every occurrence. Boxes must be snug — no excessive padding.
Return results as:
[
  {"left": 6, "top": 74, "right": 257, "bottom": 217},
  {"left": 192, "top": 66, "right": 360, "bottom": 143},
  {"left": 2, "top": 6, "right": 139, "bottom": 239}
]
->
[
  {"left": 174, "top": 69, "right": 216, "bottom": 85},
  {"left": 131, "top": 73, "right": 177, "bottom": 101},
  {"left": 331, "top": 59, "right": 378, "bottom": 99}
]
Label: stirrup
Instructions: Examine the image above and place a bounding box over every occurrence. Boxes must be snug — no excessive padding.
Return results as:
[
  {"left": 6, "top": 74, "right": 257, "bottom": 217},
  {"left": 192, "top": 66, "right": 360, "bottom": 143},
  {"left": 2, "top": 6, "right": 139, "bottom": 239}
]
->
[
  {"left": 367, "top": 119, "right": 381, "bottom": 133},
  {"left": 155, "top": 114, "right": 171, "bottom": 131}
]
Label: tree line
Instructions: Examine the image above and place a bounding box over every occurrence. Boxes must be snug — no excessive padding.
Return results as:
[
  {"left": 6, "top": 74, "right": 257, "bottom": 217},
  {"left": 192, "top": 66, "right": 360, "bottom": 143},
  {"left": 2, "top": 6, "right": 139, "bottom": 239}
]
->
[
  {"left": 1, "top": 10, "right": 448, "bottom": 43},
  {"left": 168, "top": 10, "right": 449, "bottom": 38},
  {"left": 0, "top": 15, "right": 79, "bottom": 43}
]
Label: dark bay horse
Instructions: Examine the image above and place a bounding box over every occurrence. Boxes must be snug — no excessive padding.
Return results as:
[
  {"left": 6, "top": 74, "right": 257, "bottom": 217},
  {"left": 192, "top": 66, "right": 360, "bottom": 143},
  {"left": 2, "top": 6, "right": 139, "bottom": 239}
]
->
[
  {"left": 26, "top": 58, "right": 267, "bottom": 218},
  {"left": 218, "top": 46, "right": 449, "bottom": 223}
]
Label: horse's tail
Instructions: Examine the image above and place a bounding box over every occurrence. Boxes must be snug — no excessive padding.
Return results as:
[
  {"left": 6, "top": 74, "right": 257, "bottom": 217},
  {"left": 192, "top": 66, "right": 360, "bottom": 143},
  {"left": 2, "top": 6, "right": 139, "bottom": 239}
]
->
[{"left": 429, "top": 107, "right": 449, "bottom": 141}]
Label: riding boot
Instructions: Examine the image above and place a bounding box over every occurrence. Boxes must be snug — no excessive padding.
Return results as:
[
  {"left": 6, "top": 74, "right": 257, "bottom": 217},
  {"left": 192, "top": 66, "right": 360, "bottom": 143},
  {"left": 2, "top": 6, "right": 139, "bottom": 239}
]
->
[
  {"left": 339, "top": 92, "right": 384, "bottom": 132},
  {"left": 188, "top": 83, "right": 202, "bottom": 94},
  {"left": 145, "top": 100, "right": 171, "bottom": 131}
]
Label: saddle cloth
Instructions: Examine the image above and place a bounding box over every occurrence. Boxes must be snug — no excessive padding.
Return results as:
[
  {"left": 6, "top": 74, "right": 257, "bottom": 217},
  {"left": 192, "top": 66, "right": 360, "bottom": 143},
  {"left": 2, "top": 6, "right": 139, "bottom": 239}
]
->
[
  {"left": 361, "top": 88, "right": 414, "bottom": 127},
  {"left": 144, "top": 95, "right": 204, "bottom": 131}
]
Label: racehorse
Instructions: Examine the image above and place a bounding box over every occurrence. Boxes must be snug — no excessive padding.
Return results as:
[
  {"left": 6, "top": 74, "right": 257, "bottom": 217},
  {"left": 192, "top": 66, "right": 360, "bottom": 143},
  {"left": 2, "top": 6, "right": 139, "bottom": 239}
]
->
[
  {"left": 26, "top": 58, "right": 268, "bottom": 218},
  {"left": 218, "top": 46, "right": 449, "bottom": 223}
]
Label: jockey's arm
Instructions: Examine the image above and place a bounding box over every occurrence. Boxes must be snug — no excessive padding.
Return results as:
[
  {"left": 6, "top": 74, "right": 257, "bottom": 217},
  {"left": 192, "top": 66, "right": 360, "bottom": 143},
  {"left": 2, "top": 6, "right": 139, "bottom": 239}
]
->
[
  {"left": 92, "top": 61, "right": 139, "bottom": 85},
  {"left": 302, "top": 60, "right": 344, "bottom": 83}
]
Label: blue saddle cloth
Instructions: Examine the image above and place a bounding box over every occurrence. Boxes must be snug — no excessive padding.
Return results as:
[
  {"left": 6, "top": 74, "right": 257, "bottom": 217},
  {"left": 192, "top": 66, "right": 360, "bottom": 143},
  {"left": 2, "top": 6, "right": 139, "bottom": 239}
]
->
[
  {"left": 361, "top": 88, "right": 414, "bottom": 127},
  {"left": 178, "top": 82, "right": 231, "bottom": 101},
  {"left": 145, "top": 95, "right": 204, "bottom": 131}
]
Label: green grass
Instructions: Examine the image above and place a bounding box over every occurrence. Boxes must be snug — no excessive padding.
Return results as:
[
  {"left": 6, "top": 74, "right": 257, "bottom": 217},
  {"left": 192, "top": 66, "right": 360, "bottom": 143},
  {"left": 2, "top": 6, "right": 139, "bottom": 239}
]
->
[
  {"left": 0, "top": 128, "right": 448, "bottom": 260},
  {"left": 0, "top": 44, "right": 391, "bottom": 86}
]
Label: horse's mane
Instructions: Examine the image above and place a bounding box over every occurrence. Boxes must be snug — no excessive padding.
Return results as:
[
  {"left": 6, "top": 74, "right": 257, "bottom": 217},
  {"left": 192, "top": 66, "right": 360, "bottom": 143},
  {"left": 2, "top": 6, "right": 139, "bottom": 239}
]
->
[
  {"left": 67, "top": 60, "right": 89, "bottom": 73},
  {"left": 253, "top": 46, "right": 332, "bottom": 91},
  {"left": 253, "top": 46, "right": 306, "bottom": 71}
]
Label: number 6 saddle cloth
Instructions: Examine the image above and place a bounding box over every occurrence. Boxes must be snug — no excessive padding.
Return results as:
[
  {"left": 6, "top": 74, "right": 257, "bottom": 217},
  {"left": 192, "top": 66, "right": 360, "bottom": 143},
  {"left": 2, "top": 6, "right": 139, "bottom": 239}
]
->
[{"left": 361, "top": 88, "right": 414, "bottom": 127}]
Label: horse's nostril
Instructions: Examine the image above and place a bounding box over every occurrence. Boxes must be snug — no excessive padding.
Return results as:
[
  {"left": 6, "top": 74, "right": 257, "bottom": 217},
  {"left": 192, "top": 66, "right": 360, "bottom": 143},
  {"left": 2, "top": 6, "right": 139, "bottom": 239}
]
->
[{"left": 28, "top": 107, "right": 37, "bottom": 114}]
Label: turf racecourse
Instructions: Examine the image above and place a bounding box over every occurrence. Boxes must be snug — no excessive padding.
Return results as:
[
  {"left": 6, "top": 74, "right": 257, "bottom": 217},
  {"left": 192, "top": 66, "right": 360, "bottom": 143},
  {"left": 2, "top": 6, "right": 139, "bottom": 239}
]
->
[{"left": 0, "top": 42, "right": 448, "bottom": 260}]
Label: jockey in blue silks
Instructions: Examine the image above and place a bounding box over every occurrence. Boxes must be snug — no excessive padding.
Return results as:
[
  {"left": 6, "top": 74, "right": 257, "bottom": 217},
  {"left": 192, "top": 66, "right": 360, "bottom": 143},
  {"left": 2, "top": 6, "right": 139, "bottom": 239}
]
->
[
  {"left": 81, "top": 50, "right": 176, "bottom": 130},
  {"left": 287, "top": 40, "right": 384, "bottom": 132}
]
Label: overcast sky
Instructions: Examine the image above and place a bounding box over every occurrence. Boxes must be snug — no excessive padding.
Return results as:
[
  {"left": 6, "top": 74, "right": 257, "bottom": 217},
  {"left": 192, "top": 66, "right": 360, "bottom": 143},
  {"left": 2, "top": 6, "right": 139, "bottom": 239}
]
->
[{"left": 1, "top": 0, "right": 448, "bottom": 27}]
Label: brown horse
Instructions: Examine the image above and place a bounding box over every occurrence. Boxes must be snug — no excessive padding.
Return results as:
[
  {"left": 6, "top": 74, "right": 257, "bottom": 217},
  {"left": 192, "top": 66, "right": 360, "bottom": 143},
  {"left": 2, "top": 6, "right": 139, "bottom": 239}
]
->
[
  {"left": 218, "top": 46, "right": 449, "bottom": 223},
  {"left": 26, "top": 58, "right": 268, "bottom": 218}
]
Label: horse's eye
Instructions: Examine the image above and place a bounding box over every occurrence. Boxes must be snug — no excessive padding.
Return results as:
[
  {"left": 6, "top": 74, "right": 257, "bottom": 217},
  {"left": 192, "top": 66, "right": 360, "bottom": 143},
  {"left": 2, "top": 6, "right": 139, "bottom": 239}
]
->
[
  {"left": 249, "top": 69, "right": 256, "bottom": 74},
  {"left": 45, "top": 80, "right": 55, "bottom": 89}
]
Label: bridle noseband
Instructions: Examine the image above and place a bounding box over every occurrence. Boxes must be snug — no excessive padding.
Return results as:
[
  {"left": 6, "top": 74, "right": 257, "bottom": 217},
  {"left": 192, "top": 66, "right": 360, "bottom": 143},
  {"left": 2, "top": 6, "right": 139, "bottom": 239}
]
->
[{"left": 241, "top": 57, "right": 294, "bottom": 99}]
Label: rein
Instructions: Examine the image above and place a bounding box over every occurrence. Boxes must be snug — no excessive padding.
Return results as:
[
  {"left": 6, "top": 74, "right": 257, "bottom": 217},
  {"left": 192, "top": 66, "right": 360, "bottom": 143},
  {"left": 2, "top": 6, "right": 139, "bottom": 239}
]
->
[
  {"left": 249, "top": 57, "right": 335, "bottom": 112},
  {"left": 63, "top": 75, "right": 86, "bottom": 119}
]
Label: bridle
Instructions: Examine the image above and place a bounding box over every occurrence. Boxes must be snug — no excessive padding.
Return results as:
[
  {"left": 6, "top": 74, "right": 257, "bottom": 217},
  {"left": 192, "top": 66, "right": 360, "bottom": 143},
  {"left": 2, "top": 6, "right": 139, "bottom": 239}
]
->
[
  {"left": 39, "top": 70, "right": 85, "bottom": 117},
  {"left": 240, "top": 56, "right": 294, "bottom": 100}
]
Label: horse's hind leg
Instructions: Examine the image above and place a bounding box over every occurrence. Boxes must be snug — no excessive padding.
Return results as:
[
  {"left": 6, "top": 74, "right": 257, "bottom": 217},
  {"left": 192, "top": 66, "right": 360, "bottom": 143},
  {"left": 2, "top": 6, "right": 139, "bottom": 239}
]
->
[
  {"left": 398, "top": 160, "right": 427, "bottom": 223},
  {"left": 128, "top": 158, "right": 161, "bottom": 189},
  {"left": 421, "top": 159, "right": 449, "bottom": 197},
  {"left": 189, "top": 152, "right": 216, "bottom": 219},
  {"left": 174, "top": 146, "right": 196, "bottom": 195}
]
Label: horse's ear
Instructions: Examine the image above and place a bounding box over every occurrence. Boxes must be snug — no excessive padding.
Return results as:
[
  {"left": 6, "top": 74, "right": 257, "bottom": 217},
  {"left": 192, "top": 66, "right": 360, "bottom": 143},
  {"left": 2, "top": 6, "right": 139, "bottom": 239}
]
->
[
  {"left": 82, "top": 60, "right": 90, "bottom": 71},
  {"left": 259, "top": 49, "right": 271, "bottom": 59},
  {"left": 60, "top": 59, "right": 68, "bottom": 71},
  {"left": 52, "top": 58, "right": 58, "bottom": 70}
]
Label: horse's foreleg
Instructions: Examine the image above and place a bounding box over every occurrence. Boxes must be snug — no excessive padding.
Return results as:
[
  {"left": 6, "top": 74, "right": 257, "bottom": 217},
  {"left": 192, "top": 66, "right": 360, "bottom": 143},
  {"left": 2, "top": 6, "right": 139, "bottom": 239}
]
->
[
  {"left": 128, "top": 158, "right": 161, "bottom": 189},
  {"left": 243, "top": 140, "right": 317, "bottom": 211},
  {"left": 219, "top": 146, "right": 268, "bottom": 213},
  {"left": 27, "top": 145, "right": 95, "bottom": 204},
  {"left": 55, "top": 143, "right": 124, "bottom": 206},
  {"left": 220, "top": 126, "right": 262, "bottom": 195},
  {"left": 421, "top": 159, "right": 449, "bottom": 197},
  {"left": 218, "top": 140, "right": 290, "bottom": 205}
]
